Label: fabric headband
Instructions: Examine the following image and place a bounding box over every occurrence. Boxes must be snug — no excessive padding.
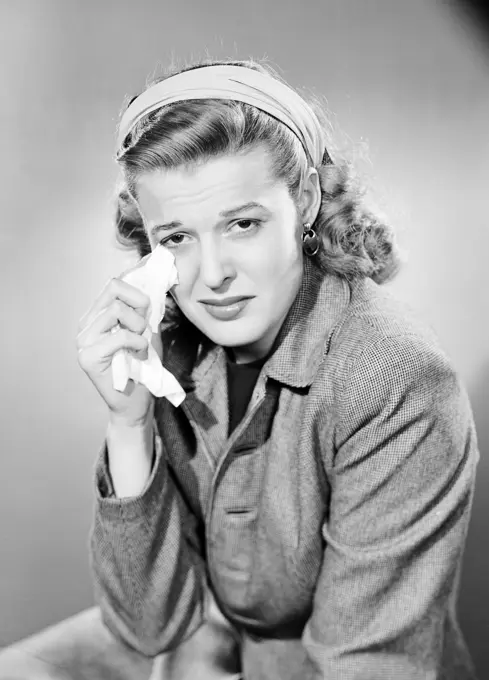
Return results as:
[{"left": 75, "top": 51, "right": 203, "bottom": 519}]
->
[{"left": 117, "top": 65, "right": 329, "bottom": 167}]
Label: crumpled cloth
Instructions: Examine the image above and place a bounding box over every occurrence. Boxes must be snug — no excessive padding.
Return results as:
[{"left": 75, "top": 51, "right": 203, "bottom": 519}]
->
[{"left": 111, "top": 245, "right": 185, "bottom": 407}]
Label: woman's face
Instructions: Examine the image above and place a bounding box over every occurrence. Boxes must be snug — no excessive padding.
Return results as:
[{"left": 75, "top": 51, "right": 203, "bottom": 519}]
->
[{"left": 135, "top": 146, "right": 306, "bottom": 363}]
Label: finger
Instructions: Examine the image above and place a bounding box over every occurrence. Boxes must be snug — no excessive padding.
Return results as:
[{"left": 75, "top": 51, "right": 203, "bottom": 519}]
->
[
  {"left": 77, "top": 299, "right": 148, "bottom": 350},
  {"left": 78, "top": 327, "right": 149, "bottom": 370},
  {"left": 100, "top": 326, "right": 149, "bottom": 361},
  {"left": 78, "top": 276, "right": 150, "bottom": 333}
]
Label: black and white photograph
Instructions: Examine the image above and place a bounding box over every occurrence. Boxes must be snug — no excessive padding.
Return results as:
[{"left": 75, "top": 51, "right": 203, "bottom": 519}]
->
[{"left": 0, "top": 1, "right": 488, "bottom": 678}]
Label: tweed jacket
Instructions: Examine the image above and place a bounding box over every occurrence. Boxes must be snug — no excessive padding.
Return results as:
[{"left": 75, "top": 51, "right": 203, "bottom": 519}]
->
[{"left": 90, "top": 257, "right": 480, "bottom": 679}]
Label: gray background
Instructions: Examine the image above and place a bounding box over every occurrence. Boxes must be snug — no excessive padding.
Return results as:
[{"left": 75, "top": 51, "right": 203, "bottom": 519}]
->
[{"left": 1, "top": 0, "right": 488, "bottom": 675}]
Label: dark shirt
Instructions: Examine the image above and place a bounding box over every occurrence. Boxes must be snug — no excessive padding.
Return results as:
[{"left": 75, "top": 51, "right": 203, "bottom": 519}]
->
[{"left": 226, "top": 353, "right": 267, "bottom": 435}]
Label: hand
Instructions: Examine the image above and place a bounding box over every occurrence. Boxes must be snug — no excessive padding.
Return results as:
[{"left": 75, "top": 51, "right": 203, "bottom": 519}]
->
[{"left": 76, "top": 259, "right": 163, "bottom": 428}]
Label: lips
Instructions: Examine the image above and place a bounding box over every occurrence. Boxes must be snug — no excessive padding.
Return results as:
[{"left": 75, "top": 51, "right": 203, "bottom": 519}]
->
[
  {"left": 200, "top": 296, "right": 253, "bottom": 321},
  {"left": 198, "top": 295, "right": 253, "bottom": 307}
]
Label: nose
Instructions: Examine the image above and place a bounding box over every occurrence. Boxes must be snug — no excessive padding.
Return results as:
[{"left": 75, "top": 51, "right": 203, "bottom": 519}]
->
[{"left": 198, "top": 237, "right": 235, "bottom": 290}]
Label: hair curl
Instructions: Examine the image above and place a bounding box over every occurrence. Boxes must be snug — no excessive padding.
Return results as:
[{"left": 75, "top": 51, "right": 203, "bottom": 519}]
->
[{"left": 114, "top": 57, "right": 400, "bottom": 304}]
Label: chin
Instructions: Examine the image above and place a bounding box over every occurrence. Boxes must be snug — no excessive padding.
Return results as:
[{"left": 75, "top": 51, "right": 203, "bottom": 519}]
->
[{"left": 196, "top": 317, "right": 261, "bottom": 349}]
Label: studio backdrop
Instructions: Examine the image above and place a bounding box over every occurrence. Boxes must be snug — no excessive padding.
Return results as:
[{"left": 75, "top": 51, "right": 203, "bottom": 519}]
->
[{"left": 1, "top": 0, "right": 488, "bottom": 675}]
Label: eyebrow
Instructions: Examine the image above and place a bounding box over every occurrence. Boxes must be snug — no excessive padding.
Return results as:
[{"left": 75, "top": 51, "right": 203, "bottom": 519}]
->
[{"left": 149, "top": 202, "right": 271, "bottom": 236}]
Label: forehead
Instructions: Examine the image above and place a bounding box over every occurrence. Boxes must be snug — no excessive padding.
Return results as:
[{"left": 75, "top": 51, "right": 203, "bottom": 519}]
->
[{"left": 135, "top": 146, "right": 281, "bottom": 219}]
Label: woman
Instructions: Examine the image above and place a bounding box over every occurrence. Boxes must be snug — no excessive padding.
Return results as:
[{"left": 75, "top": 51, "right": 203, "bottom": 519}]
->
[{"left": 76, "top": 59, "right": 479, "bottom": 679}]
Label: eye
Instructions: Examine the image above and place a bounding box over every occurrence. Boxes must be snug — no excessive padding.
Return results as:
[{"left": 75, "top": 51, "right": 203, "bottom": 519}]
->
[
  {"left": 231, "top": 219, "right": 260, "bottom": 233},
  {"left": 160, "top": 233, "right": 187, "bottom": 248}
]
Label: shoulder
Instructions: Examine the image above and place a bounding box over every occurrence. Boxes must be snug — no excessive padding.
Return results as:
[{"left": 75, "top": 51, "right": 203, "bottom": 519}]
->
[
  {"left": 331, "top": 277, "right": 449, "bottom": 364},
  {"left": 323, "top": 277, "right": 461, "bottom": 406},
  {"left": 310, "top": 277, "right": 477, "bottom": 476}
]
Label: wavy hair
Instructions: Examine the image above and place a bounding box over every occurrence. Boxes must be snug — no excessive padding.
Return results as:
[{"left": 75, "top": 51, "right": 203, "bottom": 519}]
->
[{"left": 114, "top": 58, "right": 400, "bottom": 323}]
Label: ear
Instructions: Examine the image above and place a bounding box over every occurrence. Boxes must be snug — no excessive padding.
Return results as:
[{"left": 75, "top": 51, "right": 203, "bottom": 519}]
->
[{"left": 298, "top": 168, "right": 321, "bottom": 225}]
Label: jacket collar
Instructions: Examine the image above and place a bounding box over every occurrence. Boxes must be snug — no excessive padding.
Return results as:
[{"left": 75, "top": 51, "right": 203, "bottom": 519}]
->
[
  {"left": 163, "top": 257, "right": 351, "bottom": 391},
  {"left": 263, "top": 257, "right": 351, "bottom": 387}
]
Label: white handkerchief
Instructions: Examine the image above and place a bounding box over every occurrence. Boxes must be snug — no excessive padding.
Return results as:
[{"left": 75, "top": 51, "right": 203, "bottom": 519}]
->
[{"left": 111, "top": 245, "right": 185, "bottom": 407}]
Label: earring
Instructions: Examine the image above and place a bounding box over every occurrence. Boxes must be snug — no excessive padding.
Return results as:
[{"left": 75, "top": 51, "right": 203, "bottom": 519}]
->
[{"left": 302, "top": 223, "right": 319, "bottom": 257}]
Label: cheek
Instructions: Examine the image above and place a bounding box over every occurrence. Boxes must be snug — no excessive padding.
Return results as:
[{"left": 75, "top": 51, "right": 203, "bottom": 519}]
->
[
  {"left": 255, "top": 229, "right": 303, "bottom": 304},
  {"left": 253, "top": 224, "right": 301, "bottom": 278},
  {"left": 168, "top": 256, "right": 194, "bottom": 305}
]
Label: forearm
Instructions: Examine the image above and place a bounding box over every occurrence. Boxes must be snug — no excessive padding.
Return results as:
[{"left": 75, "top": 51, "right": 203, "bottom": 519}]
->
[
  {"left": 105, "top": 416, "right": 155, "bottom": 498},
  {"left": 90, "top": 429, "right": 206, "bottom": 656}
]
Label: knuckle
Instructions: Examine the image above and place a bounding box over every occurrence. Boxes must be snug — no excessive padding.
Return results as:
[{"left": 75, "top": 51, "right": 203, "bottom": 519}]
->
[
  {"left": 133, "top": 330, "right": 145, "bottom": 347},
  {"left": 113, "top": 298, "right": 125, "bottom": 319},
  {"left": 107, "top": 281, "right": 117, "bottom": 297},
  {"left": 103, "top": 277, "right": 118, "bottom": 295},
  {"left": 77, "top": 346, "right": 89, "bottom": 368},
  {"left": 136, "top": 314, "right": 147, "bottom": 333},
  {"left": 121, "top": 328, "right": 132, "bottom": 344}
]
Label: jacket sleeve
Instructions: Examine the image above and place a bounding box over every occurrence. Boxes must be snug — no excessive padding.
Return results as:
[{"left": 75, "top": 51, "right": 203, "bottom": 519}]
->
[
  {"left": 88, "top": 422, "right": 208, "bottom": 657},
  {"left": 301, "top": 332, "right": 479, "bottom": 679}
]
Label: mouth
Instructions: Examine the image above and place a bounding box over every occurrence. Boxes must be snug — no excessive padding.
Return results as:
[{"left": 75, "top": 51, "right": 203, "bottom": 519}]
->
[
  {"left": 199, "top": 296, "right": 254, "bottom": 321},
  {"left": 198, "top": 295, "right": 254, "bottom": 307}
]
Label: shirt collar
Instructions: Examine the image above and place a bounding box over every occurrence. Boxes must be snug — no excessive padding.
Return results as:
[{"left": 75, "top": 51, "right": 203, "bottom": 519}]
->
[{"left": 163, "top": 257, "right": 351, "bottom": 391}]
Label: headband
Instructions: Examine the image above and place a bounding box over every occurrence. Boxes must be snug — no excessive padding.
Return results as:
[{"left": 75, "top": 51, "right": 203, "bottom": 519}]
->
[{"left": 117, "top": 65, "right": 329, "bottom": 166}]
